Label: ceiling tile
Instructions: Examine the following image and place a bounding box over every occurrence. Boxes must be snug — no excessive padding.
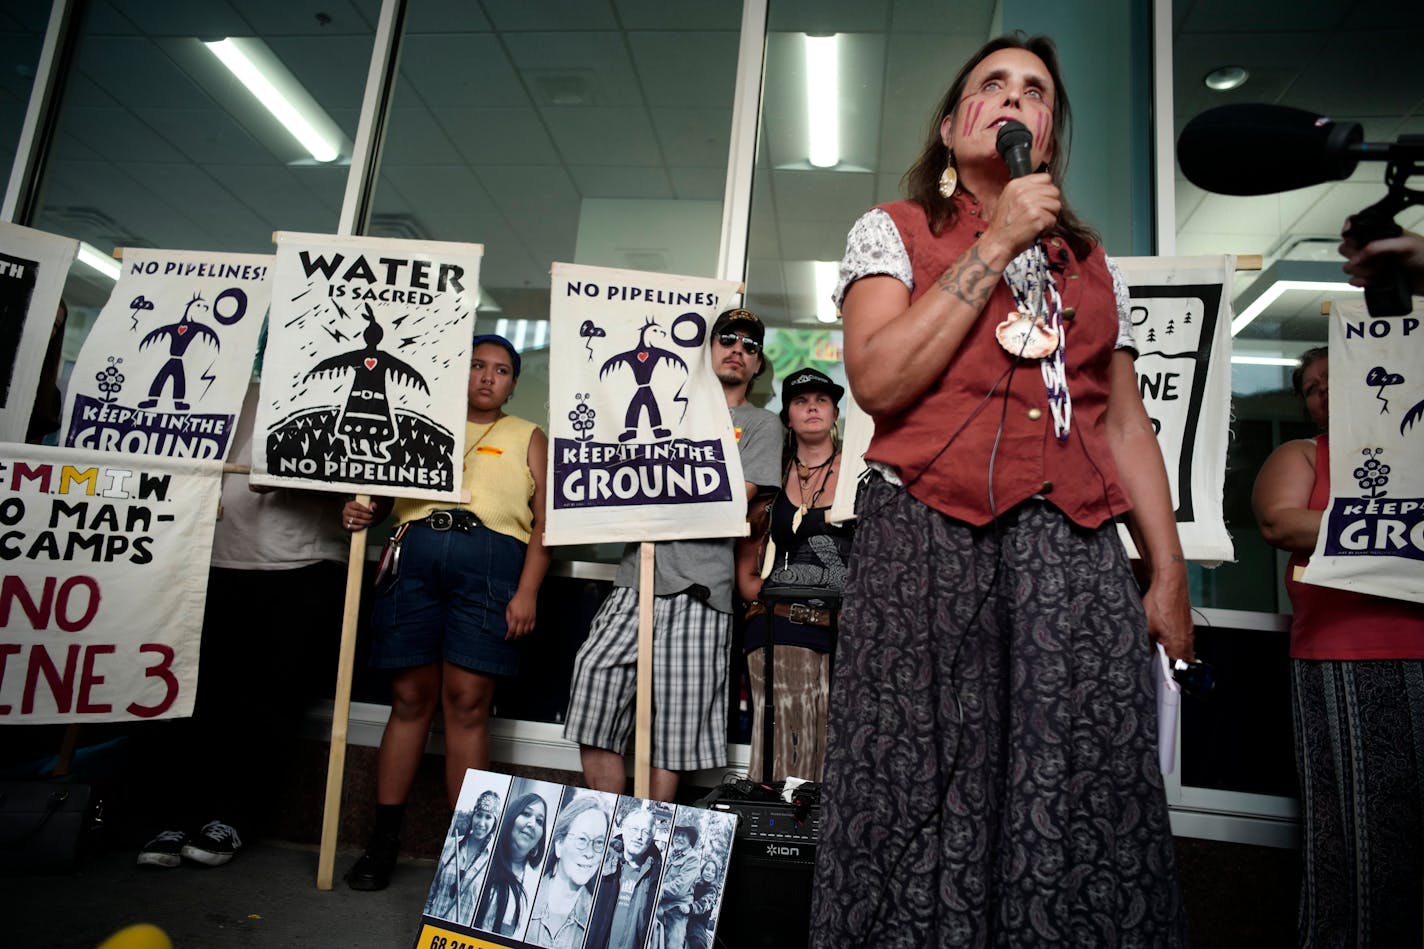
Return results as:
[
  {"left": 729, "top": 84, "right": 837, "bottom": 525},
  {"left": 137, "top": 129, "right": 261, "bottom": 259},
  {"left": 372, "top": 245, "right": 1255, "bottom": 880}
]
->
[
  {"left": 382, "top": 106, "right": 464, "bottom": 165},
  {"left": 612, "top": 0, "right": 741, "bottom": 31},
  {"left": 649, "top": 108, "right": 731, "bottom": 167},
  {"left": 131, "top": 107, "right": 273, "bottom": 165},
  {"left": 58, "top": 106, "right": 188, "bottom": 162},
  {"left": 567, "top": 164, "right": 673, "bottom": 198},
  {"left": 504, "top": 32, "right": 642, "bottom": 107},
  {"left": 76, "top": 35, "right": 211, "bottom": 110},
  {"left": 480, "top": 0, "right": 619, "bottom": 32},
  {"left": 541, "top": 107, "right": 662, "bottom": 166},
  {"left": 106, "top": 0, "right": 247, "bottom": 38},
  {"left": 397, "top": 33, "right": 527, "bottom": 109},
  {"left": 626, "top": 31, "right": 738, "bottom": 109},
  {"left": 440, "top": 108, "right": 560, "bottom": 166},
  {"left": 668, "top": 166, "right": 726, "bottom": 200}
]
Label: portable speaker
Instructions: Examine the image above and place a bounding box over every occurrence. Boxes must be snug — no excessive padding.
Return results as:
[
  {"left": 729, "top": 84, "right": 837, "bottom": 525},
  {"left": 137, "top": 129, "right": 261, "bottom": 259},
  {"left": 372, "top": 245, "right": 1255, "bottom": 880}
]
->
[{"left": 699, "top": 785, "right": 820, "bottom": 949}]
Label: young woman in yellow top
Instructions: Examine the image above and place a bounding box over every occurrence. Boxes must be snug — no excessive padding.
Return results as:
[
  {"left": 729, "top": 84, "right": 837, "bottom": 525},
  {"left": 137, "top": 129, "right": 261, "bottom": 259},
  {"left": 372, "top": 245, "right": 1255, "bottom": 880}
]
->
[{"left": 340, "top": 334, "right": 550, "bottom": 891}]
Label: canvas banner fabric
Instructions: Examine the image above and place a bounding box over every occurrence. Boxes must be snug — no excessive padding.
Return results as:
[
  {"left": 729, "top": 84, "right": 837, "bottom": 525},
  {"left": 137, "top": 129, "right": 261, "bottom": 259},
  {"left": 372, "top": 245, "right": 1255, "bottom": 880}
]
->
[
  {"left": 830, "top": 255, "right": 1234, "bottom": 564},
  {"left": 0, "top": 444, "right": 222, "bottom": 724},
  {"left": 60, "top": 248, "right": 271, "bottom": 461},
  {"left": 545, "top": 263, "right": 745, "bottom": 545},
  {"left": 250, "top": 233, "right": 482, "bottom": 501},
  {"left": 0, "top": 223, "right": 77, "bottom": 443},
  {"left": 413, "top": 769, "right": 736, "bottom": 949},
  {"left": 1302, "top": 299, "right": 1424, "bottom": 604},
  {"left": 1112, "top": 255, "right": 1235, "bottom": 564}
]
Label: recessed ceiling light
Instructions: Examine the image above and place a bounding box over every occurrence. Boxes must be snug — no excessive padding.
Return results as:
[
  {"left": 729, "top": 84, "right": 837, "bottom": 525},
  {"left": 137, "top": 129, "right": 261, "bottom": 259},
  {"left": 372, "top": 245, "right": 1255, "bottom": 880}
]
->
[{"left": 1203, "top": 66, "right": 1249, "bottom": 92}]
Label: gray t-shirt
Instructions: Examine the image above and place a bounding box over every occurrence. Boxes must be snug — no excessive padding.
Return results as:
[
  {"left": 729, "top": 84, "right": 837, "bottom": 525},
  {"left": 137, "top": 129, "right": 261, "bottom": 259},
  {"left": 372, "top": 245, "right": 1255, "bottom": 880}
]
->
[{"left": 613, "top": 402, "right": 783, "bottom": 613}]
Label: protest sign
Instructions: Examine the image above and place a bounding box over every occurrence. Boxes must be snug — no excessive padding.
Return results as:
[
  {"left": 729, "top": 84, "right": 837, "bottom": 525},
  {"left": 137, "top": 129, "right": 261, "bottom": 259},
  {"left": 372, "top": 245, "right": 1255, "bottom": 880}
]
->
[
  {"left": 0, "top": 223, "right": 78, "bottom": 443},
  {"left": 60, "top": 248, "right": 271, "bottom": 461},
  {"left": 0, "top": 444, "right": 221, "bottom": 724},
  {"left": 1302, "top": 299, "right": 1424, "bottom": 603},
  {"left": 545, "top": 263, "right": 745, "bottom": 545},
  {"left": 251, "top": 233, "right": 482, "bottom": 501}
]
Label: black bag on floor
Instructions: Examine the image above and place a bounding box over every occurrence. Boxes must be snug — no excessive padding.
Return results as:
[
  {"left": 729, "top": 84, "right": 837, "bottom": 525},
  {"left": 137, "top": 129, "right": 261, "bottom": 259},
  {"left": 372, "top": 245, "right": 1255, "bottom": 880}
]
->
[{"left": 0, "top": 778, "right": 102, "bottom": 871}]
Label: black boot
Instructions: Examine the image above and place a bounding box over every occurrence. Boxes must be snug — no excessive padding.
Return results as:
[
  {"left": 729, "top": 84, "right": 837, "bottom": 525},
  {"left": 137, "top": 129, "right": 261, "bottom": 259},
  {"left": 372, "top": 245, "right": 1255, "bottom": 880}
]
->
[{"left": 345, "top": 831, "right": 400, "bottom": 891}]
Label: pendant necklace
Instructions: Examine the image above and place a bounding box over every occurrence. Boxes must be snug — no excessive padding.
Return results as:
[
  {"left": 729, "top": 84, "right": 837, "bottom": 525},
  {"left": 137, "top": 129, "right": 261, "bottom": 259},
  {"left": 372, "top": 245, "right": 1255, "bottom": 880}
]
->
[
  {"left": 790, "top": 452, "right": 835, "bottom": 536},
  {"left": 1000, "top": 244, "right": 1072, "bottom": 440}
]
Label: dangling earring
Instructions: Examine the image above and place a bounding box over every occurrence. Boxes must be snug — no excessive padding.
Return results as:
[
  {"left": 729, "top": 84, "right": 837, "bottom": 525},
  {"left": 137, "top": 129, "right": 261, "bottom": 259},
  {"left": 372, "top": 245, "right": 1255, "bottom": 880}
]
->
[{"left": 938, "top": 152, "right": 958, "bottom": 199}]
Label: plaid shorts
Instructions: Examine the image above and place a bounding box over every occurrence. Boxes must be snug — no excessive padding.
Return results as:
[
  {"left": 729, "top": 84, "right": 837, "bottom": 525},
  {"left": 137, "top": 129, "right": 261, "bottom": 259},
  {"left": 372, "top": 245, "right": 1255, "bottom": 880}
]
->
[{"left": 563, "top": 586, "right": 731, "bottom": 772}]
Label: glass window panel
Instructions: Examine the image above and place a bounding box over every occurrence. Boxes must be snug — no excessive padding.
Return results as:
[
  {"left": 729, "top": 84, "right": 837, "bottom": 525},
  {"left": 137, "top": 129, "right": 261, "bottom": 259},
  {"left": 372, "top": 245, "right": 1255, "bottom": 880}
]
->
[
  {"left": 1169, "top": 2, "right": 1424, "bottom": 613},
  {"left": 28, "top": 0, "right": 376, "bottom": 366},
  {"left": 0, "top": 2, "right": 51, "bottom": 192},
  {"left": 369, "top": 0, "right": 743, "bottom": 564}
]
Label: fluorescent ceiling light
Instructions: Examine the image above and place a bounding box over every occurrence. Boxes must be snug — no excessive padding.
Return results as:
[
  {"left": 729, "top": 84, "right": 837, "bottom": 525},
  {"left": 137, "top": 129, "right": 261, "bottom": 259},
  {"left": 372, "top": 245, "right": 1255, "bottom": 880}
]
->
[
  {"left": 814, "top": 260, "right": 840, "bottom": 323},
  {"left": 205, "top": 37, "right": 344, "bottom": 163},
  {"left": 77, "top": 242, "right": 120, "bottom": 281},
  {"left": 804, "top": 35, "right": 839, "bottom": 169},
  {"left": 1230, "top": 260, "right": 1363, "bottom": 336}
]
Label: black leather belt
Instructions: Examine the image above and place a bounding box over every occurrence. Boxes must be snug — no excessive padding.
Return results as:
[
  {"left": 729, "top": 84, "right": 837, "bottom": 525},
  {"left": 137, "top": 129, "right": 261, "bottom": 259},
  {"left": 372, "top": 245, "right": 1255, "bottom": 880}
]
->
[
  {"left": 771, "top": 602, "right": 832, "bottom": 627},
  {"left": 422, "top": 509, "right": 480, "bottom": 533}
]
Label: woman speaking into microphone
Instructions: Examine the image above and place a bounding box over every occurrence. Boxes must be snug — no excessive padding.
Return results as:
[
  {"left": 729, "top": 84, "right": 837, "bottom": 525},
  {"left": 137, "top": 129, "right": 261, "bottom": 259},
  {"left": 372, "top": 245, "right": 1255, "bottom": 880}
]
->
[{"left": 810, "top": 34, "right": 1192, "bottom": 946}]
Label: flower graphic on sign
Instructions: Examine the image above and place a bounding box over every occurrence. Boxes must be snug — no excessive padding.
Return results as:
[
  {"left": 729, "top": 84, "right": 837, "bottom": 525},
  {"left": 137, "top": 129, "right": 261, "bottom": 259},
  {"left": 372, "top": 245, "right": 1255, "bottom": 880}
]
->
[
  {"left": 95, "top": 356, "right": 125, "bottom": 404},
  {"left": 569, "top": 393, "right": 596, "bottom": 443},
  {"left": 1353, "top": 447, "right": 1390, "bottom": 499}
]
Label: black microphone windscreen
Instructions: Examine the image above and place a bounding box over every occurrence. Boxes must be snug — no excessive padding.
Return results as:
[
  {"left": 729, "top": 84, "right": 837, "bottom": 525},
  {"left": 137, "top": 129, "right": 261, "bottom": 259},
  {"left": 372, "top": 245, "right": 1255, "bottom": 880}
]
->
[
  {"left": 1177, "top": 103, "right": 1362, "bottom": 196},
  {"left": 996, "top": 120, "right": 1034, "bottom": 178}
]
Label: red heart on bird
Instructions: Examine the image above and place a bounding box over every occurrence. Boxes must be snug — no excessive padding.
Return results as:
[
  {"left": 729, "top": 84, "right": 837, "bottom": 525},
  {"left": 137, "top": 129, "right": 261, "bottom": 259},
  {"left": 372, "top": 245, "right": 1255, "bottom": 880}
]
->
[
  {"left": 636, "top": 351, "right": 648, "bottom": 363},
  {"left": 177, "top": 326, "right": 187, "bottom": 335},
  {"left": 364, "top": 357, "right": 377, "bottom": 370}
]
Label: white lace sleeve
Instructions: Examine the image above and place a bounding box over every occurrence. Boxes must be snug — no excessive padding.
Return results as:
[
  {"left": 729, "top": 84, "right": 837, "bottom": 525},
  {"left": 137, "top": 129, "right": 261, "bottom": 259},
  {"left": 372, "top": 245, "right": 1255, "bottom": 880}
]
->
[
  {"left": 834, "top": 209, "right": 913, "bottom": 307},
  {"left": 1105, "top": 256, "right": 1137, "bottom": 353}
]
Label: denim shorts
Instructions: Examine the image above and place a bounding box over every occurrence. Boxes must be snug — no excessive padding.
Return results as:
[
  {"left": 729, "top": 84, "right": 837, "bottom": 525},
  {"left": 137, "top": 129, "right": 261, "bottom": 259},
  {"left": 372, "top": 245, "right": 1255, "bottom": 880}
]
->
[{"left": 369, "top": 519, "right": 526, "bottom": 675}]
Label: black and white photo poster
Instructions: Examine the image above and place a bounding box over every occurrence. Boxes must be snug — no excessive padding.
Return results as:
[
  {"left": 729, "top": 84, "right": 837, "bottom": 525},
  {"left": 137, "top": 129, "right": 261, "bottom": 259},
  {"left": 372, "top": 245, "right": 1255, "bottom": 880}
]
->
[
  {"left": 0, "top": 223, "right": 77, "bottom": 443},
  {"left": 413, "top": 768, "right": 737, "bottom": 949},
  {"left": 60, "top": 248, "right": 271, "bottom": 461},
  {"left": 250, "top": 233, "right": 482, "bottom": 501},
  {"left": 545, "top": 262, "right": 745, "bottom": 545}
]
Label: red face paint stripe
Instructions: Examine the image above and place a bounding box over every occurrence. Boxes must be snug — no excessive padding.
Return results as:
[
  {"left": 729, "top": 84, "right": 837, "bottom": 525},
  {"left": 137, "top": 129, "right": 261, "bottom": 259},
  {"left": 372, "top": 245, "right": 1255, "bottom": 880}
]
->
[{"left": 964, "top": 101, "right": 983, "bottom": 138}]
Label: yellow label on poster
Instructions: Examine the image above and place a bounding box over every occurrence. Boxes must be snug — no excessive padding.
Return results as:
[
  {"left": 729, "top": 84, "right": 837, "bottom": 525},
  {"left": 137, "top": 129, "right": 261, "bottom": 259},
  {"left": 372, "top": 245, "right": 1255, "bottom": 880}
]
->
[{"left": 414, "top": 922, "right": 513, "bottom": 949}]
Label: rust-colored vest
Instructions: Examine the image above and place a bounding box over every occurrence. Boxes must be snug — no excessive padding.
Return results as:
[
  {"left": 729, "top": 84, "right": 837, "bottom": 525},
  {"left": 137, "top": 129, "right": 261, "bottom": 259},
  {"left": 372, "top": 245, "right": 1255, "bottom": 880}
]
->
[{"left": 865, "top": 199, "right": 1131, "bottom": 528}]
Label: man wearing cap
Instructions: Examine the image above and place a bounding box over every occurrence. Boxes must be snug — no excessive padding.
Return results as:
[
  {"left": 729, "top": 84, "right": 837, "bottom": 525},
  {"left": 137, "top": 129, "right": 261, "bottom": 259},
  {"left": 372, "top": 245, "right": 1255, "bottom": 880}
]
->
[{"left": 564, "top": 308, "right": 783, "bottom": 801}]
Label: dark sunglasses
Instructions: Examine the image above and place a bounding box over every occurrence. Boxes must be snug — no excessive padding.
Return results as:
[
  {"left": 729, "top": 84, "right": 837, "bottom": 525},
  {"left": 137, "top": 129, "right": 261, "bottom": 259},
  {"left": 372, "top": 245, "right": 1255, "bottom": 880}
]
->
[{"left": 716, "top": 332, "right": 761, "bottom": 355}]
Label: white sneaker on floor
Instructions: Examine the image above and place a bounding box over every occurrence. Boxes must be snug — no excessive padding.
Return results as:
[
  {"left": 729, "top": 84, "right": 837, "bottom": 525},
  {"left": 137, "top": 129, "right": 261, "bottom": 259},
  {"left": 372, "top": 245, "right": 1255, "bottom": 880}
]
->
[
  {"left": 136, "top": 829, "right": 187, "bottom": 868},
  {"left": 180, "top": 820, "right": 242, "bottom": 867}
]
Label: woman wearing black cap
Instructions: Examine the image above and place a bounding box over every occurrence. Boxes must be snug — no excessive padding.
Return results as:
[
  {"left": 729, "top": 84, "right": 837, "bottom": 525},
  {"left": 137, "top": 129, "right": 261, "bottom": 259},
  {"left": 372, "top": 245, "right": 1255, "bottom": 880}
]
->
[{"left": 735, "top": 367, "right": 853, "bottom": 783}]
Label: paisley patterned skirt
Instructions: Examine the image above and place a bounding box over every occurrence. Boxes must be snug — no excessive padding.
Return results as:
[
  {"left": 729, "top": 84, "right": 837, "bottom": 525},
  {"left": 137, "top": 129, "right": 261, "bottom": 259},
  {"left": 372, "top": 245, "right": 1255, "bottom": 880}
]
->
[{"left": 809, "top": 476, "right": 1187, "bottom": 948}]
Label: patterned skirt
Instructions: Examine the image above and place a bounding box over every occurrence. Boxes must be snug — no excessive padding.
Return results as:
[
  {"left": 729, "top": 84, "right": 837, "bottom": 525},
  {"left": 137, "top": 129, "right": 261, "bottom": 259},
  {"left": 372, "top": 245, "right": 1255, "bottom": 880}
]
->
[
  {"left": 1291, "top": 658, "right": 1424, "bottom": 948},
  {"left": 808, "top": 476, "right": 1187, "bottom": 947}
]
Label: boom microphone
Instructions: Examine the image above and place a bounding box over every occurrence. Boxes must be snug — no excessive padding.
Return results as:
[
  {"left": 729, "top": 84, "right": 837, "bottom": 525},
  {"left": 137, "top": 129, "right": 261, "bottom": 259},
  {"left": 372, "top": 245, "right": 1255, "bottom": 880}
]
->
[
  {"left": 1176, "top": 103, "right": 1364, "bottom": 196},
  {"left": 996, "top": 120, "right": 1034, "bottom": 178}
]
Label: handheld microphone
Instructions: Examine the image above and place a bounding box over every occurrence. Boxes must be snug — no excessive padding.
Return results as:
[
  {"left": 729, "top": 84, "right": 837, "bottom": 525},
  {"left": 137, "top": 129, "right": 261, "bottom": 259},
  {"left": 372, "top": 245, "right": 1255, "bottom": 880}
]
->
[
  {"left": 996, "top": 120, "right": 1034, "bottom": 178},
  {"left": 1176, "top": 103, "right": 1363, "bottom": 196}
]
